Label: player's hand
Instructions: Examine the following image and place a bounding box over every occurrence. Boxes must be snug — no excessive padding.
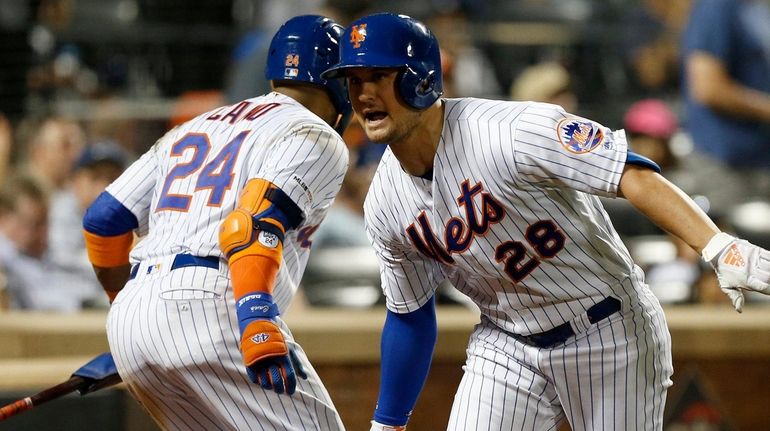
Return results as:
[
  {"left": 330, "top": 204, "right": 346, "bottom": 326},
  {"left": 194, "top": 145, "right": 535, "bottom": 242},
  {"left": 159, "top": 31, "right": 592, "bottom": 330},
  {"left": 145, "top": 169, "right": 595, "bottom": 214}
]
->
[
  {"left": 240, "top": 319, "right": 308, "bottom": 394},
  {"left": 71, "top": 352, "right": 122, "bottom": 395},
  {"left": 370, "top": 420, "right": 407, "bottom": 431},
  {"left": 702, "top": 232, "right": 770, "bottom": 313}
]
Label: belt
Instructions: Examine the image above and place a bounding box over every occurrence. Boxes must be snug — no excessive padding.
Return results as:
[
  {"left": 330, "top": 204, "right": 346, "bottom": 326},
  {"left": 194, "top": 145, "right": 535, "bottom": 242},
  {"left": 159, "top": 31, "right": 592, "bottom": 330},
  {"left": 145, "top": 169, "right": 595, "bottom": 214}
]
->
[
  {"left": 129, "top": 254, "right": 220, "bottom": 280},
  {"left": 512, "top": 297, "right": 621, "bottom": 349}
]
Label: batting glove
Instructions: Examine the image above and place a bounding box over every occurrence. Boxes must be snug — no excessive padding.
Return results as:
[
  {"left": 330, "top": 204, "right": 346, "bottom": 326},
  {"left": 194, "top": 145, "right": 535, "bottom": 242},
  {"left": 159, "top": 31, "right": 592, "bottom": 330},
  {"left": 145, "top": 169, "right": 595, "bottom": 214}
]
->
[
  {"left": 370, "top": 421, "right": 407, "bottom": 431},
  {"left": 71, "top": 352, "right": 122, "bottom": 395},
  {"left": 236, "top": 293, "right": 308, "bottom": 394},
  {"left": 702, "top": 232, "right": 770, "bottom": 313}
]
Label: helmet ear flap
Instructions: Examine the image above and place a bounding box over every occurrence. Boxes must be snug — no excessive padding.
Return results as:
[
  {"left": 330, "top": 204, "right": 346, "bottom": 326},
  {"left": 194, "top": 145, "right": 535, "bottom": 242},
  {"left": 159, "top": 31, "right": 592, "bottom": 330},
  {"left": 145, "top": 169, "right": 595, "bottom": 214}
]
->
[{"left": 398, "top": 67, "right": 440, "bottom": 110}]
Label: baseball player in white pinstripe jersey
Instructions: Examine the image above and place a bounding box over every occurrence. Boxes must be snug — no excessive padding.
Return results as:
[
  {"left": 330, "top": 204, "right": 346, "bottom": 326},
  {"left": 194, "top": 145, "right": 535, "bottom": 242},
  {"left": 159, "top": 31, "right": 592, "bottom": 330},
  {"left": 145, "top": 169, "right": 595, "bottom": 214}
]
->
[
  {"left": 322, "top": 13, "right": 770, "bottom": 431},
  {"left": 82, "top": 16, "right": 350, "bottom": 431}
]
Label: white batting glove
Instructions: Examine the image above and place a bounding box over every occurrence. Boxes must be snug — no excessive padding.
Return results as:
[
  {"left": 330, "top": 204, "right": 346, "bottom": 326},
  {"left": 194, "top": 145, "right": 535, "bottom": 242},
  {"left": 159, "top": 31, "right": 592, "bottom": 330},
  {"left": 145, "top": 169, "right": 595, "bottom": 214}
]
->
[
  {"left": 370, "top": 421, "right": 406, "bottom": 431},
  {"left": 701, "top": 232, "right": 770, "bottom": 313}
]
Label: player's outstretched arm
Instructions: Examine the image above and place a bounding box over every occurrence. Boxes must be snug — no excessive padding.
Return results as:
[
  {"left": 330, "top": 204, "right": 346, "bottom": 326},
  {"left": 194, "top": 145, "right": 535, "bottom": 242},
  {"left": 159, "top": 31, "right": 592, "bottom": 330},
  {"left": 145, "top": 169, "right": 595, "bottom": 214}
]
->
[
  {"left": 370, "top": 296, "right": 438, "bottom": 431},
  {"left": 219, "top": 178, "right": 307, "bottom": 394},
  {"left": 619, "top": 165, "right": 770, "bottom": 311}
]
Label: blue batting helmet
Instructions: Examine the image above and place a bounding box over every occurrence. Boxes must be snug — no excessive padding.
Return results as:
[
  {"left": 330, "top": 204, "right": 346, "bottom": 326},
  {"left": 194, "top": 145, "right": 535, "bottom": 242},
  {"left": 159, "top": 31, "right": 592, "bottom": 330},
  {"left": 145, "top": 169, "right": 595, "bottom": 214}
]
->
[
  {"left": 265, "top": 15, "right": 351, "bottom": 125},
  {"left": 322, "top": 13, "right": 443, "bottom": 110}
]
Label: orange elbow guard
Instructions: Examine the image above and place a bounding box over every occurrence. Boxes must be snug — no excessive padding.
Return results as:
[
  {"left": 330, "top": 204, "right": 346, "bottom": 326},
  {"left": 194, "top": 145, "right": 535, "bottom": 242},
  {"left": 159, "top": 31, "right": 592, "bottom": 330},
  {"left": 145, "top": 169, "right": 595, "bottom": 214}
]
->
[
  {"left": 219, "top": 178, "right": 290, "bottom": 298},
  {"left": 221, "top": 225, "right": 283, "bottom": 298},
  {"left": 83, "top": 230, "right": 133, "bottom": 267},
  {"left": 238, "top": 178, "right": 275, "bottom": 214}
]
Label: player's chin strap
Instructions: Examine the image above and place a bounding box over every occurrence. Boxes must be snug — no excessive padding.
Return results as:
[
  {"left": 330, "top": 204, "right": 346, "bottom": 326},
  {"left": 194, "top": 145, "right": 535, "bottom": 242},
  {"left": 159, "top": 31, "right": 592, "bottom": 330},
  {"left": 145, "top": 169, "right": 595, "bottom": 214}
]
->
[
  {"left": 702, "top": 232, "right": 770, "bottom": 313},
  {"left": 334, "top": 107, "right": 353, "bottom": 135}
]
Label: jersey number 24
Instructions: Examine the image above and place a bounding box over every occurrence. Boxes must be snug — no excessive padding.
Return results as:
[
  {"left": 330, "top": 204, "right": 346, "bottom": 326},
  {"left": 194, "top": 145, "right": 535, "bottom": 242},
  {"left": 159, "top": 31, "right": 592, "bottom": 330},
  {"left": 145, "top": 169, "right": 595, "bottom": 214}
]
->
[{"left": 156, "top": 131, "right": 248, "bottom": 212}]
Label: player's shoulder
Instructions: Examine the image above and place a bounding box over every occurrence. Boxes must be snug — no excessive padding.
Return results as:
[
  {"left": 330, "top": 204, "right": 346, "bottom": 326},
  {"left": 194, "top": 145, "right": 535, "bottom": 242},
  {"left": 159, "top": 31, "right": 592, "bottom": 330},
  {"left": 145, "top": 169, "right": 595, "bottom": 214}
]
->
[
  {"left": 520, "top": 101, "right": 569, "bottom": 118},
  {"left": 182, "top": 93, "right": 344, "bottom": 148},
  {"left": 266, "top": 93, "right": 337, "bottom": 128},
  {"left": 266, "top": 94, "right": 347, "bottom": 147},
  {"left": 520, "top": 102, "right": 612, "bottom": 135},
  {"left": 180, "top": 92, "right": 334, "bottom": 134},
  {"left": 442, "top": 97, "right": 537, "bottom": 131}
]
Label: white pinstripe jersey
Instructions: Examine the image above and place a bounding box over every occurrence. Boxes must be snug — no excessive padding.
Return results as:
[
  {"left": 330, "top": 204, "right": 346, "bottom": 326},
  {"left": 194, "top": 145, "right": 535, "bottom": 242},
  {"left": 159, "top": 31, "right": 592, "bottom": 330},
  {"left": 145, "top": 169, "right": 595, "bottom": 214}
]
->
[
  {"left": 107, "top": 92, "right": 348, "bottom": 312},
  {"left": 365, "top": 98, "right": 645, "bottom": 335}
]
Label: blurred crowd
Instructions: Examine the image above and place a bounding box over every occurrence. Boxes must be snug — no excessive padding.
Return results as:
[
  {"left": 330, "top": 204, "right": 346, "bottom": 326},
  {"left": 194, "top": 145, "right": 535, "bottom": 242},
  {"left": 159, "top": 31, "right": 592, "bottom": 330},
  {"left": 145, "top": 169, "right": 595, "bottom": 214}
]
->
[{"left": 1, "top": 0, "right": 770, "bottom": 312}]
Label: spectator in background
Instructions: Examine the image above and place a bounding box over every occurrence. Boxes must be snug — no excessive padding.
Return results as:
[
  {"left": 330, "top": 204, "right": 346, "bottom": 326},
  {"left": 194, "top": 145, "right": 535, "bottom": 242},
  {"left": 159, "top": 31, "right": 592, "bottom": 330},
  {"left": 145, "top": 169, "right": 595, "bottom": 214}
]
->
[
  {"left": 18, "top": 116, "right": 85, "bottom": 193},
  {"left": 0, "top": 113, "right": 12, "bottom": 184},
  {"left": 48, "top": 141, "right": 130, "bottom": 308},
  {"left": 623, "top": 99, "right": 680, "bottom": 172},
  {"left": 621, "top": 0, "right": 692, "bottom": 97},
  {"left": 681, "top": 0, "right": 770, "bottom": 210},
  {"left": 0, "top": 175, "right": 90, "bottom": 311},
  {"left": 427, "top": 7, "right": 501, "bottom": 98},
  {"left": 510, "top": 61, "right": 578, "bottom": 113}
]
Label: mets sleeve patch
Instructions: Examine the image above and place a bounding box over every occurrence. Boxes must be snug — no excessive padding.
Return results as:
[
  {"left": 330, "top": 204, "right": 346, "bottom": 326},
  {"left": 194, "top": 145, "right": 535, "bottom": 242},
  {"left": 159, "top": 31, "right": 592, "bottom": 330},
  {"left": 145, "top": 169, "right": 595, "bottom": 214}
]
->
[{"left": 556, "top": 118, "right": 605, "bottom": 154}]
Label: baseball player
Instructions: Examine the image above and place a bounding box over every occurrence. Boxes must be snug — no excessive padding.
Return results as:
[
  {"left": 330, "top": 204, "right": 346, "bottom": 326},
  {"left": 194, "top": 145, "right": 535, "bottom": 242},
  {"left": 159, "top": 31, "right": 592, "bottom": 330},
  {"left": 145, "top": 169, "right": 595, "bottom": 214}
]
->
[
  {"left": 322, "top": 13, "right": 770, "bottom": 431},
  {"left": 82, "top": 15, "right": 350, "bottom": 430}
]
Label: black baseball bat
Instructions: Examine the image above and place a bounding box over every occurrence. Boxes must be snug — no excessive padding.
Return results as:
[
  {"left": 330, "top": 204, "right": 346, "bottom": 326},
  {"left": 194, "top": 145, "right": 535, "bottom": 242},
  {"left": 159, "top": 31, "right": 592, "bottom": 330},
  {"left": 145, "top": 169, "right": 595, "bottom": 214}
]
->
[{"left": 0, "top": 373, "right": 122, "bottom": 421}]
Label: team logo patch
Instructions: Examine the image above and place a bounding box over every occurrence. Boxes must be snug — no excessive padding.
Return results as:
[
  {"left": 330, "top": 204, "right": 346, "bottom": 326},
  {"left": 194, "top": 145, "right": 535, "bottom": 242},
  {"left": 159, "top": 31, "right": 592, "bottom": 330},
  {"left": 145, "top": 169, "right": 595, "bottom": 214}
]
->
[
  {"left": 350, "top": 24, "right": 367, "bottom": 48},
  {"left": 557, "top": 118, "right": 604, "bottom": 154},
  {"left": 251, "top": 333, "right": 270, "bottom": 344}
]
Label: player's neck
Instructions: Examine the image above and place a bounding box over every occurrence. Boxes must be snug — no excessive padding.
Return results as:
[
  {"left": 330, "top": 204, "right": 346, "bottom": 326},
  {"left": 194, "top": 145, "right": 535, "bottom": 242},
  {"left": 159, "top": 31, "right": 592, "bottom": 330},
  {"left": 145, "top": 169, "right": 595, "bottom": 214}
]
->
[{"left": 390, "top": 100, "right": 445, "bottom": 178}]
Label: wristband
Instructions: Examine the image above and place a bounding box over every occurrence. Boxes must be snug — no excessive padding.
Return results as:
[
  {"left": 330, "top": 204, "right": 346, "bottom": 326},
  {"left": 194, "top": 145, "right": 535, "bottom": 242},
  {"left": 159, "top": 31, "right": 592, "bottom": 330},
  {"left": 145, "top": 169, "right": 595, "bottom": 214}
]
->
[
  {"left": 236, "top": 293, "right": 280, "bottom": 332},
  {"left": 701, "top": 232, "right": 735, "bottom": 263}
]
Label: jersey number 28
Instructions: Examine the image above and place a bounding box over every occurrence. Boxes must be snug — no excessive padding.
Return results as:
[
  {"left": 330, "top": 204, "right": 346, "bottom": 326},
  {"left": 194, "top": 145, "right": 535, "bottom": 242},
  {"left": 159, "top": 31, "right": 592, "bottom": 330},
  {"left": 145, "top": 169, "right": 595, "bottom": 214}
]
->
[
  {"left": 156, "top": 131, "right": 248, "bottom": 212},
  {"left": 495, "top": 220, "right": 566, "bottom": 283}
]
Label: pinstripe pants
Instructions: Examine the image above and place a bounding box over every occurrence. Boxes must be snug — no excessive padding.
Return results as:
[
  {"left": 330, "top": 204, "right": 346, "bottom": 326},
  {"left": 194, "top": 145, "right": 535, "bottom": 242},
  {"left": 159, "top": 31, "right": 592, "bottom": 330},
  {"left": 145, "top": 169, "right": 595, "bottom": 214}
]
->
[
  {"left": 106, "top": 259, "right": 344, "bottom": 431},
  {"left": 448, "top": 292, "right": 673, "bottom": 431}
]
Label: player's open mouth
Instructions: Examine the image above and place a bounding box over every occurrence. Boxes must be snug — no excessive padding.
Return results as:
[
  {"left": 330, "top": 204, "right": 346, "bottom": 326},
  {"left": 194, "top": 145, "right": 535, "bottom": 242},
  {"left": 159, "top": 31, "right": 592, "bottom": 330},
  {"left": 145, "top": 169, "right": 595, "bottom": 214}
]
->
[{"left": 364, "top": 111, "right": 388, "bottom": 126}]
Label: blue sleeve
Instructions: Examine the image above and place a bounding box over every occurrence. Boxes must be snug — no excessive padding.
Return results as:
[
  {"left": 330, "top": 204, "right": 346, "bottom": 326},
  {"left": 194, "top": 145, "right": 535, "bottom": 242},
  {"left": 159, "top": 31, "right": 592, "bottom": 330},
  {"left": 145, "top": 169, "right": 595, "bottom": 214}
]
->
[
  {"left": 83, "top": 191, "right": 139, "bottom": 236},
  {"left": 373, "top": 296, "right": 437, "bottom": 426},
  {"left": 683, "top": 0, "right": 735, "bottom": 60},
  {"left": 625, "top": 151, "right": 661, "bottom": 173}
]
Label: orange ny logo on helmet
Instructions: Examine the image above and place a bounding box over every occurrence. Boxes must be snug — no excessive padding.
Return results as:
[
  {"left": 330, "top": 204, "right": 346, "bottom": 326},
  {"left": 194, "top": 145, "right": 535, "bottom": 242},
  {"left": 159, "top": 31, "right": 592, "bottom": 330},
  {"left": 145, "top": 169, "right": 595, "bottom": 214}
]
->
[
  {"left": 350, "top": 24, "right": 367, "bottom": 48},
  {"left": 284, "top": 54, "right": 299, "bottom": 67}
]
